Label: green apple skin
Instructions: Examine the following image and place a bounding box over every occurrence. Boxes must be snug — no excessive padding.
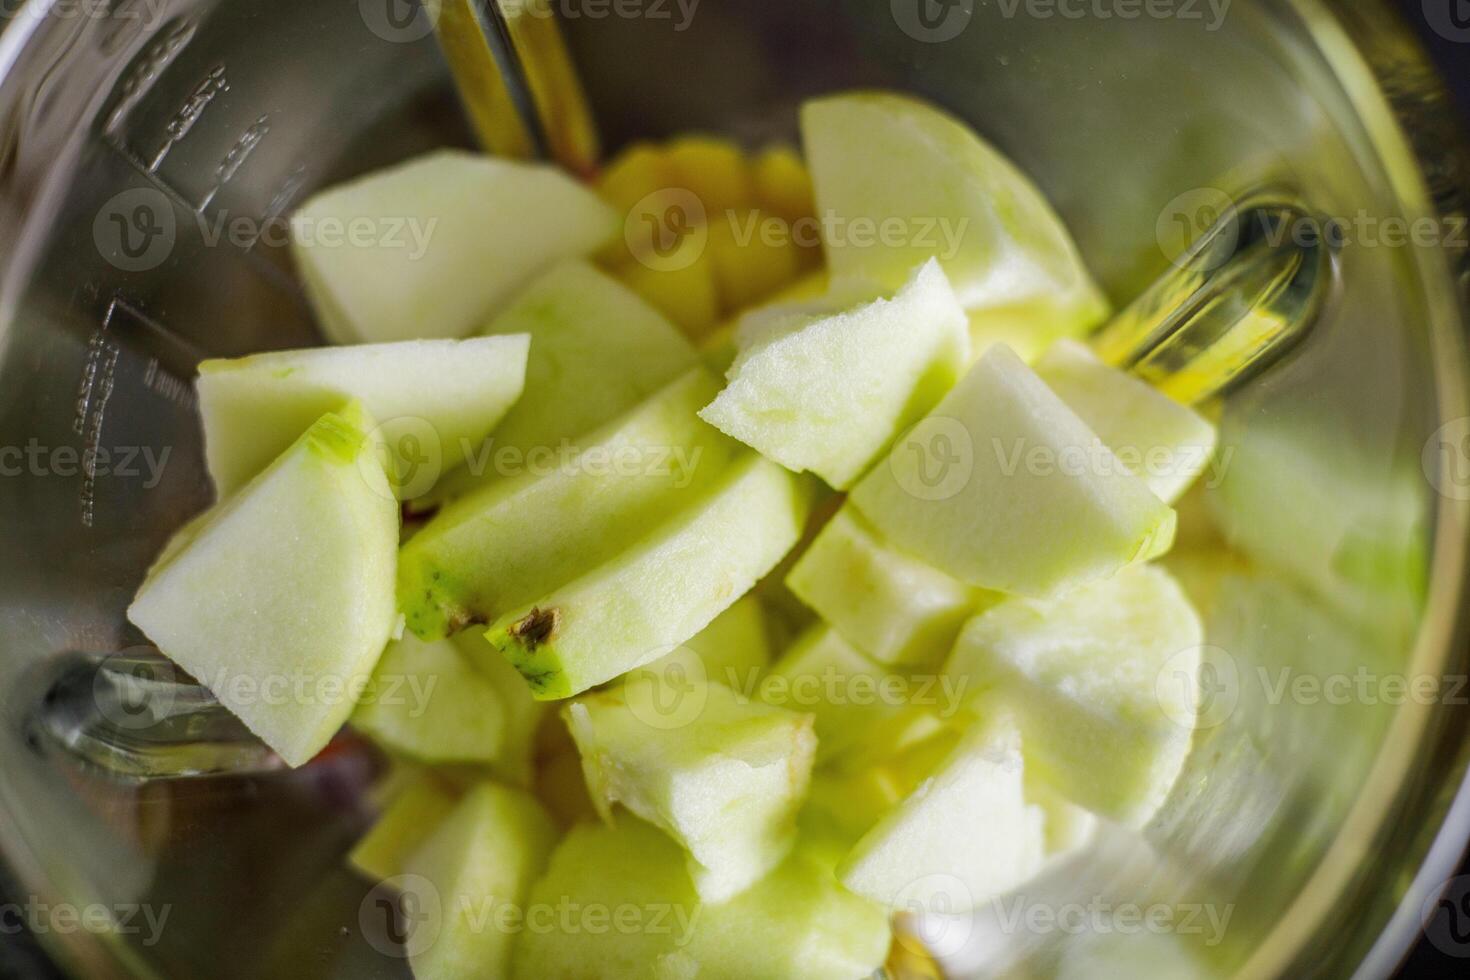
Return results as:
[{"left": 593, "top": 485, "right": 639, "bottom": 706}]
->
[
  {"left": 945, "top": 564, "right": 1203, "bottom": 826},
  {"left": 401, "top": 782, "right": 557, "bottom": 980},
  {"left": 292, "top": 151, "right": 617, "bottom": 344},
  {"left": 348, "top": 775, "right": 459, "bottom": 883},
  {"left": 800, "top": 92, "right": 1108, "bottom": 329},
  {"left": 478, "top": 454, "right": 812, "bottom": 700},
  {"left": 700, "top": 258, "right": 970, "bottom": 489},
  {"left": 564, "top": 676, "right": 816, "bottom": 902},
  {"left": 398, "top": 368, "right": 740, "bottom": 639},
  {"left": 1036, "top": 339, "right": 1217, "bottom": 504},
  {"left": 197, "top": 335, "right": 529, "bottom": 499},
  {"left": 850, "top": 344, "right": 1176, "bottom": 598},
  {"left": 127, "top": 402, "right": 398, "bottom": 768},
  {"left": 787, "top": 506, "right": 986, "bottom": 666},
  {"left": 350, "top": 634, "right": 506, "bottom": 765},
  {"left": 511, "top": 817, "right": 890, "bottom": 980},
  {"left": 838, "top": 715, "right": 1046, "bottom": 913},
  {"left": 418, "top": 259, "right": 700, "bottom": 509}
]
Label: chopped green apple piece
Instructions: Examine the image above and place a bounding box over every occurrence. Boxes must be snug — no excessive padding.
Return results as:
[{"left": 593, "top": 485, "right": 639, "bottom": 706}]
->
[
  {"left": 762, "top": 625, "right": 902, "bottom": 765},
  {"left": 564, "top": 675, "right": 816, "bottom": 902},
  {"left": 800, "top": 92, "right": 1108, "bottom": 326},
  {"left": 699, "top": 259, "right": 969, "bottom": 488},
  {"left": 1036, "top": 339, "right": 1217, "bottom": 503},
  {"left": 512, "top": 818, "right": 889, "bottom": 980},
  {"left": 449, "top": 634, "right": 548, "bottom": 786},
  {"left": 401, "top": 782, "right": 557, "bottom": 980},
  {"left": 1027, "top": 776, "right": 1099, "bottom": 857},
  {"left": 197, "top": 336, "right": 529, "bottom": 498},
  {"left": 637, "top": 595, "right": 772, "bottom": 691},
  {"left": 838, "top": 716, "right": 1046, "bottom": 912},
  {"left": 128, "top": 403, "right": 398, "bottom": 767},
  {"left": 293, "top": 151, "right": 616, "bottom": 344},
  {"left": 478, "top": 454, "right": 811, "bottom": 699},
  {"left": 348, "top": 776, "right": 458, "bottom": 882},
  {"left": 850, "top": 344, "right": 1176, "bottom": 597},
  {"left": 350, "top": 634, "right": 506, "bottom": 765},
  {"left": 787, "top": 507, "right": 986, "bottom": 666},
  {"left": 966, "top": 301, "right": 1101, "bottom": 364},
  {"left": 945, "top": 564, "right": 1203, "bottom": 826},
  {"left": 422, "top": 259, "right": 699, "bottom": 507},
  {"left": 399, "top": 369, "right": 740, "bottom": 638}
]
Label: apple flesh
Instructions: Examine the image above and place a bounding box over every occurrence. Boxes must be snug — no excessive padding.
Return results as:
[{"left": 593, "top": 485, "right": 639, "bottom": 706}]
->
[
  {"left": 348, "top": 775, "right": 458, "bottom": 883},
  {"left": 762, "top": 625, "right": 903, "bottom": 765},
  {"left": 292, "top": 151, "right": 616, "bottom": 344},
  {"left": 197, "top": 335, "right": 529, "bottom": 499},
  {"left": 1036, "top": 339, "right": 1217, "bottom": 504},
  {"left": 635, "top": 594, "right": 771, "bottom": 691},
  {"left": 350, "top": 634, "right": 506, "bottom": 765},
  {"left": 564, "top": 674, "right": 816, "bottom": 902},
  {"left": 401, "top": 782, "right": 557, "bottom": 979},
  {"left": 449, "top": 634, "right": 548, "bottom": 787},
  {"left": 787, "top": 507, "right": 986, "bottom": 666},
  {"left": 128, "top": 402, "right": 398, "bottom": 767},
  {"left": 800, "top": 92, "right": 1108, "bottom": 330},
  {"left": 476, "top": 454, "right": 811, "bottom": 699},
  {"left": 398, "top": 368, "right": 740, "bottom": 639},
  {"left": 850, "top": 344, "right": 1177, "bottom": 598},
  {"left": 700, "top": 259, "right": 969, "bottom": 489},
  {"left": 945, "top": 564, "right": 1204, "bottom": 826}
]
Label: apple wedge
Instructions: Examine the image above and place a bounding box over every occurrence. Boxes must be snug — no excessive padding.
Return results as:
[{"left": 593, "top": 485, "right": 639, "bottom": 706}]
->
[
  {"left": 475, "top": 454, "right": 811, "bottom": 699},
  {"left": 636, "top": 594, "right": 772, "bottom": 692},
  {"left": 348, "top": 775, "right": 459, "bottom": 883},
  {"left": 420, "top": 260, "right": 700, "bottom": 507},
  {"left": 401, "top": 782, "right": 557, "bottom": 979},
  {"left": 128, "top": 403, "right": 398, "bottom": 767},
  {"left": 762, "top": 625, "right": 903, "bottom": 765},
  {"left": 399, "top": 368, "right": 741, "bottom": 639},
  {"left": 787, "top": 507, "right": 985, "bottom": 666},
  {"left": 197, "top": 336, "right": 529, "bottom": 498},
  {"left": 1036, "top": 339, "right": 1217, "bottom": 504},
  {"left": 564, "top": 675, "right": 816, "bottom": 902},
  {"left": 838, "top": 715, "right": 1047, "bottom": 913},
  {"left": 350, "top": 634, "right": 506, "bottom": 765},
  {"left": 850, "top": 344, "right": 1176, "bottom": 598},
  {"left": 945, "top": 564, "right": 1204, "bottom": 826},
  {"left": 450, "top": 634, "right": 547, "bottom": 787},
  {"left": 800, "top": 92, "right": 1108, "bottom": 330},
  {"left": 292, "top": 151, "right": 616, "bottom": 344},
  {"left": 700, "top": 259, "right": 969, "bottom": 489}
]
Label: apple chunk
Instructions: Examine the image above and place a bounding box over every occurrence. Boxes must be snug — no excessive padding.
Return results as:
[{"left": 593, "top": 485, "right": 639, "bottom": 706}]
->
[
  {"left": 128, "top": 403, "right": 398, "bottom": 767},
  {"left": 850, "top": 344, "right": 1176, "bottom": 598},
  {"left": 1036, "top": 339, "right": 1217, "bottom": 504},
  {"left": 476, "top": 454, "right": 811, "bottom": 699},
  {"left": 564, "top": 675, "right": 816, "bottom": 902},
  {"left": 197, "top": 335, "right": 529, "bottom": 498},
  {"left": 800, "top": 92, "right": 1108, "bottom": 328},
  {"left": 700, "top": 259, "right": 969, "bottom": 488},
  {"left": 292, "top": 151, "right": 616, "bottom": 343},
  {"left": 762, "top": 625, "right": 903, "bottom": 765},
  {"left": 348, "top": 775, "right": 459, "bottom": 883},
  {"left": 787, "top": 507, "right": 985, "bottom": 666},
  {"left": 401, "top": 782, "right": 557, "bottom": 979},
  {"left": 945, "top": 564, "right": 1204, "bottom": 826},
  {"left": 838, "top": 716, "right": 1046, "bottom": 912},
  {"left": 398, "top": 368, "right": 739, "bottom": 639},
  {"left": 636, "top": 594, "right": 772, "bottom": 691}
]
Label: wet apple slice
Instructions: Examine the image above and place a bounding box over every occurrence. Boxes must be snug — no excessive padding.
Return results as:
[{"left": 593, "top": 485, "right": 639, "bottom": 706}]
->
[
  {"left": 128, "top": 403, "right": 398, "bottom": 767},
  {"left": 945, "top": 564, "right": 1203, "bottom": 826},
  {"left": 801, "top": 92, "right": 1108, "bottom": 335},
  {"left": 850, "top": 344, "right": 1176, "bottom": 598},
  {"left": 565, "top": 674, "right": 816, "bottom": 902},
  {"left": 198, "top": 335, "right": 529, "bottom": 498},
  {"left": 293, "top": 151, "right": 616, "bottom": 344},
  {"left": 476, "top": 454, "right": 811, "bottom": 699},
  {"left": 398, "top": 368, "right": 740, "bottom": 639},
  {"left": 700, "top": 259, "right": 969, "bottom": 489}
]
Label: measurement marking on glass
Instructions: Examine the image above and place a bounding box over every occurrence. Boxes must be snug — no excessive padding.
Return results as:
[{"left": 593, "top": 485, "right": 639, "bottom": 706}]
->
[
  {"left": 104, "top": 17, "right": 196, "bottom": 136},
  {"left": 197, "top": 115, "right": 270, "bottom": 211},
  {"left": 149, "top": 64, "right": 229, "bottom": 172}
]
